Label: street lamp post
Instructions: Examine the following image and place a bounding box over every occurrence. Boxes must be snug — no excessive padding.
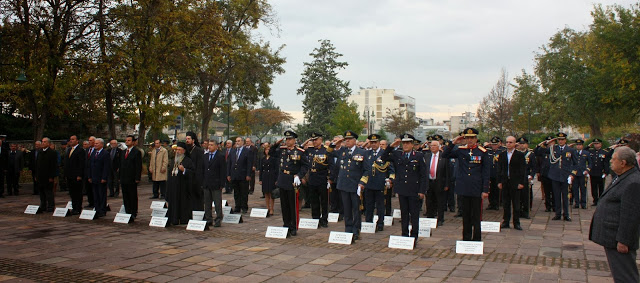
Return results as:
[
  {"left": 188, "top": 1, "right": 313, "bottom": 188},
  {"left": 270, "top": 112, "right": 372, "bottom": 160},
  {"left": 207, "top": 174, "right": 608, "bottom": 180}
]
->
[
  {"left": 518, "top": 108, "right": 539, "bottom": 137},
  {"left": 363, "top": 106, "right": 375, "bottom": 135},
  {"left": 216, "top": 89, "right": 243, "bottom": 142}
]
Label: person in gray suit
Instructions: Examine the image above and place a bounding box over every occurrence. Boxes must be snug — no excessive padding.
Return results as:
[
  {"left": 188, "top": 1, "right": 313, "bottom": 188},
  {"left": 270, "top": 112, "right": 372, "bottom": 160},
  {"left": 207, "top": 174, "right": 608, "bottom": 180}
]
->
[{"left": 589, "top": 146, "right": 640, "bottom": 283}]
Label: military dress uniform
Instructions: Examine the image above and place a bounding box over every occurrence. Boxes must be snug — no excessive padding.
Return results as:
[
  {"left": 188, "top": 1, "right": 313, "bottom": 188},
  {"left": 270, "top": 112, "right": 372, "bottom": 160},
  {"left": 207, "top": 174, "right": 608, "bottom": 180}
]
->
[
  {"left": 442, "top": 128, "right": 490, "bottom": 241},
  {"left": 535, "top": 136, "right": 555, "bottom": 212},
  {"left": 363, "top": 134, "right": 395, "bottom": 231},
  {"left": 270, "top": 131, "right": 309, "bottom": 236},
  {"left": 328, "top": 130, "right": 369, "bottom": 241},
  {"left": 488, "top": 137, "right": 505, "bottom": 210},
  {"left": 540, "top": 133, "right": 578, "bottom": 221},
  {"left": 587, "top": 138, "right": 610, "bottom": 206},
  {"left": 572, "top": 139, "right": 590, "bottom": 209},
  {"left": 305, "top": 133, "right": 333, "bottom": 227},
  {"left": 517, "top": 137, "right": 537, "bottom": 219}
]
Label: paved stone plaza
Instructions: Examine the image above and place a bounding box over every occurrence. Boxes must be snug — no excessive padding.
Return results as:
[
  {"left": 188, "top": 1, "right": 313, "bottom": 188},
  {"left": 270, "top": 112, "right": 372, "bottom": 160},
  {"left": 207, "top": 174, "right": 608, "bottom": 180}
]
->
[{"left": 0, "top": 181, "right": 635, "bottom": 282}]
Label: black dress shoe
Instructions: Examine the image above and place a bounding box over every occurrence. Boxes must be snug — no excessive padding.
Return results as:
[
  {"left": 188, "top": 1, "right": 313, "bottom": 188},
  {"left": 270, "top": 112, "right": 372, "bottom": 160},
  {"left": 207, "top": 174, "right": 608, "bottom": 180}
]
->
[
  {"left": 320, "top": 223, "right": 328, "bottom": 228},
  {"left": 72, "top": 211, "right": 81, "bottom": 215},
  {"left": 260, "top": 195, "right": 265, "bottom": 199},
  {"left": 552, "top": 215, "right": 561, "bottom": 220},
  {"left": 449, "top": 208, "right": 456, "bottom": 213},
  {"left": 514, "top": 224, "right": 522, "bottom": 230},
  {"left": 108, "top": 194, "right": 115, "bottom": 197},
  {"left": 564, "top": 216, "right": 571, "bottom": 221},
  {"left": 290, "top": 230, "right": 297, "bottom": 236},
  {"left": 352, "top": 234, "right": 359, "bottom": 241},
  {"left": 84, "top": 205, "right": 94, "bottom": 209},
  {"left": 241, "top": 209, "right": 248, "bottom": 214},
  {"left": 522, "top": 215, "right": 530, "bottom": 219},
  {"left": 223, "top": 191, "right": 232, "bottom": 194},
  {"left": 149, "top": 196, "right": 159, "bottom": 199},
  {"left": 214, "top": 220, "right": 221, "bottom": 227},
  {"left": 574, "top": 204, "right": 579, "bottom": 209},
  {"left": 581, "top": 205, "right": 586, "bottom": 209},
  {"left": 377, "top": 226, "right": 384, "bottom": 231},
  {"left": 545, "top": 208, "right": 552, "bottom": 212},
  {"left": 233, "top": 208, "right": 241, "bottom": 213},
  {"left": 454, "top": 212, "right": 463, "bottom": 218},
  {"left": 500, "top": 222, "right": 510, "bottom": 229}
]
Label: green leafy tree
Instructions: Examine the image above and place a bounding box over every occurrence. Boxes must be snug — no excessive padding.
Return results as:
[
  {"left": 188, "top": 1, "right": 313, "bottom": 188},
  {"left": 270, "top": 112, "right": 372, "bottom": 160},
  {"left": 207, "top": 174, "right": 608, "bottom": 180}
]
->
[
  {"left": 298, "top": 39, "right": 352, "bottom": 137},
  {"left": 326, "top": 101, "right": 365, "bottom": 137},
  {"left": 382, "top": 108, "right": 419, "bottom": 137},
  {"left": 476, "top": 68, "right": 514, "bottom": 138}
]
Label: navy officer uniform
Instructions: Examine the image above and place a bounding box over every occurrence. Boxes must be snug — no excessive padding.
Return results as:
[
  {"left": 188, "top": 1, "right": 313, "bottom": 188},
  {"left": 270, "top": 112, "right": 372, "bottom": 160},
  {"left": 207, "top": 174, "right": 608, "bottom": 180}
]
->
[
  {"left": 487, "top": 136, "right": 505, "bottom": 210},
  {"left": 586, "top": 138, "right": 610, "bottom": 206},
  {"left": 572, "top": 139, "right": 590, "bottom": 209},
  {"left": 270, "top": 130, "right": 309, "bottom": 237},
  {"left": 442, "top": 128, "right": 490, "bottom": 241},
  {"left": 327, "top": 130, "right": 369, "bottom": 241},
  {"left": 516, "top": 137, "right": 537, "bottom": 219},
  {"left": 304, "top": 132, "right": 333, "bottom": 228},
  {"left": 540, "top": 132, "right": 578, "bottom": 221},
  {"left": 380, "top": 134, "right": 428, "bottom": 241},
  {"left": 535, "top": 136, "right": 555, "bottom": 212},
  {"left": 363, "top": 134, "right": 395, "bottom": 231}
]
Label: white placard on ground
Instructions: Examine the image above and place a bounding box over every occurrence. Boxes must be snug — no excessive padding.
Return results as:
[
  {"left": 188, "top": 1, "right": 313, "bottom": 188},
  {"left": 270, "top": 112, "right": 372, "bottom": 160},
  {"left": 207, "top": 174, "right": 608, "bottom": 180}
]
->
[
  {"left": 420, "top": 218, "right": 438, "bottom": 229},
  {"left": 222, "top": 206, "right": 232, "bottom": 214},
  {"left": 265, "top": 226, "right": 289, "bottom": 239},
  {"left": 360, "top": 222, "right": 376, "bottom": 234},
  {"left": 192, "top": 211, "right": 205, "bottom": 221},
  {"left": 327, "top": 213, "right": 339, "bottom": 223},
  {"left": 186, "top": 220, "right": 207, "bottom": 231},
  {"left": 328, "top": 231, "right": 353, "bottom": 245},
  {"left": 213, "top": 200, "right": 228, "bottom": 207},
  {"left": 373, "top": 215, "right": 393, "bottom": 226},
  {"left": 65, "top": 201, "right": 73, "bottom": 210},
  {"left": 150, "top": 201, "right": 166, "bottom": 209},
  {"left": 113, "top": 213, "right": 132, "bottom": 224},
  {"left": 52, "top": 208, "right": 69, "bottom": 217},
  {"left": 149, "top": 216, "right": 168, "bottom": 228},
  {"left": 151, "top": 208, "right": 168, "bottom": 218},
  {"left": 393, "top": 209, "right": 401, "bottom": 219},
  {"left": 222, "top": 213, "right": 242, "bottom": 224},
  {"left": 298, "top": 218, "right": 319, "bottom": 229},
  {"left": 388, "top": 235, "right": 415, "bottom": 250},
  {"left": 24, "top": 205, "right": 39, "bottom": 214},
  {"left": 119, "top": 205, "right": 126, "bottom": 214},
  {"left": 79, "top": 210, "right": 96, "bottom": 220},
  {"left": 481, "top": 221, "right": 501, "bottom": 233},
  {"left": 409, "top": 224, "right": 432, "bottom": 238},
  {"left": 250, "top": 208, "right": 269, "bottom": 218},
  {"left": 456, "top": 241, "right": 484, "bottom": 255}
]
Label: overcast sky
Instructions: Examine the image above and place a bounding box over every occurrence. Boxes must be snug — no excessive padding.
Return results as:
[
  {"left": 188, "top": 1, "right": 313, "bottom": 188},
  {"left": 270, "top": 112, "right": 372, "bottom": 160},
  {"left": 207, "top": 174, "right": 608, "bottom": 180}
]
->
[{"left": 257, "top": 0, "right": 636, "bottom": 124}]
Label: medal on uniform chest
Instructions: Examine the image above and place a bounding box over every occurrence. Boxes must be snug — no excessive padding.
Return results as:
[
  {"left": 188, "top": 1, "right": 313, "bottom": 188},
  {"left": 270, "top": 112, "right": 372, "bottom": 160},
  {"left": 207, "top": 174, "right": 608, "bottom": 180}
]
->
[{"left": 469, "top": 149, "right": 473, "bottom": 158}]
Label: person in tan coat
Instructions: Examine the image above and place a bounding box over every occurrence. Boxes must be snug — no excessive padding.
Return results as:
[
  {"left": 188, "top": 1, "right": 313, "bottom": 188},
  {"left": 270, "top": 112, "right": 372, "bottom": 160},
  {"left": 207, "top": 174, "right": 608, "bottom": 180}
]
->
[{"left": 149, "top": 139, "right": 169, "bottom": 199}]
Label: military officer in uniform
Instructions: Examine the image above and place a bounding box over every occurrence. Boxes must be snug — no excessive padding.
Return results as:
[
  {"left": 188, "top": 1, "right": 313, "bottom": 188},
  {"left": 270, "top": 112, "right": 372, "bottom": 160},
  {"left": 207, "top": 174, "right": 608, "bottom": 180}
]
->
[
  {"left": 381, "top": 134, "right": 427, "bottom": 242},
  {"left": 363, "top": 134, "right": 395, "bottom": 231},
  {"left": 487, "top": 136, "right": 505, "bottom": 210},
  {"left": 301, "top": 132, "right": 332, "bottom": 228},
  {"left": 587, "top": 138, "right": 610, "bottom": 206},
  {"left": 328, "top": 130, "right": 369, "bottom": 241},
  {"left": 270, "top": 130, "right": 309, "bottom": 237},
  {"left": 572, "top": 139, "right": 590, "bottom": 209},
  {"left": 538, "top": 133, "right": 578, "bottom": 221},
  {"left": 516, "top": 137, "right": 536, "bottom": 219},
  {"left": 535, "top": 136, "right": 555, "bottom": 212},
  {"left": 443, "top": 128, "right": 490, "bottom": 241}
]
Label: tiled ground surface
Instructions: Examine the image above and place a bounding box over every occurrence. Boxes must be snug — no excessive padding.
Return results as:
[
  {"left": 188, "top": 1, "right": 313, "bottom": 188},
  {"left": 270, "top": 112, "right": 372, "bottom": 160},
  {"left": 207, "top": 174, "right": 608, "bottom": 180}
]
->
[{"left": 0, "top": 180, "right": 636, "bottom": 282}]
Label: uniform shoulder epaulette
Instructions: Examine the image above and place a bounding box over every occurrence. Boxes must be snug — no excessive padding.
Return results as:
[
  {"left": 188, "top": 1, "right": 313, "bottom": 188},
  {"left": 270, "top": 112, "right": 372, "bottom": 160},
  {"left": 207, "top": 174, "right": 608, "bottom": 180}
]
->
[
  {"left": 527, "top": 148, "right": 533, "bottom": 152},
  {"left": 280, "top": 145, "right": 287, "bottom": 149},
  {"left": 477, "top": 146, "right": 487, "bottom": 153},
  {"left": 296, "top": 146, "right": 305, "bottom": 152},
  {"left": 604, "top": 148, "right": 611, "bottom": 152},
  {"left": 459, "top": 145, "right": 468, "bottom": 149}
]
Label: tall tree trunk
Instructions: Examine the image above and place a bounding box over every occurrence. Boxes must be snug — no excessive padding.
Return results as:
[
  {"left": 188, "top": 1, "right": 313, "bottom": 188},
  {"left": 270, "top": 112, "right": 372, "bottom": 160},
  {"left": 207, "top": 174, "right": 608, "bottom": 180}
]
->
[
  {"left": 139, "top": 110, "right": 146, "bottom": 145},
  {"left": 590, "top": 120, "right": 602, "bottom": 139},
  {"left": 98, "top": 0, "right": 116, "bottom": 140}
]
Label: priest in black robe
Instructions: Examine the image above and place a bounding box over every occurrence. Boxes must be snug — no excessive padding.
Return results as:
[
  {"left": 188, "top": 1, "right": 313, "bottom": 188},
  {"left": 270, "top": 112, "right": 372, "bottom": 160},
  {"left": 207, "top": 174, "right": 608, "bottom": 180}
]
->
[{"left": 167, "top": 142, "right": 195, "bottom": 225}]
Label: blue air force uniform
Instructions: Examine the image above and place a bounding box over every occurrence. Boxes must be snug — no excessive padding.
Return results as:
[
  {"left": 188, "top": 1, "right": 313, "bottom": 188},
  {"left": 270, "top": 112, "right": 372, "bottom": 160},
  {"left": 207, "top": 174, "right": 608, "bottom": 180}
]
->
[
  {"left": 572, "top": 139, "right": 590, "bottom": 208},
  {"left": 541, "top": 133, "right": 578, "bottom": 220},
  {"left": 305, "top": 132, "right": 333, "bottom": 227},
  {"left": 587, "top": 139, "right": 610, "bottom": 205},
  {"left": 363, "top": 134, "right": 395, "bottom": 230},
  {"left": 517, "top": 137, "right": 537, "bottom": 218}
]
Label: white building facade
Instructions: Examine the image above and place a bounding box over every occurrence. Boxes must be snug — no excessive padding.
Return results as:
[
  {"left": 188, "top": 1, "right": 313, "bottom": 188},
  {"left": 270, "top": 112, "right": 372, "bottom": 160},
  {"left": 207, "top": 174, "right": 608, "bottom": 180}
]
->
[{"left": 347, "top": 88, "right": 416, "bottom": 136}]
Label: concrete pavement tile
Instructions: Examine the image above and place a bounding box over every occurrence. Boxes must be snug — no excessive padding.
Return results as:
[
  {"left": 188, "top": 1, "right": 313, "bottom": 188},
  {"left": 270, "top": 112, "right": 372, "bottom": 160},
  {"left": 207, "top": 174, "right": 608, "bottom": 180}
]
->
[
  {"left": 167, "top": 261, "right": 192, "bottom": 267},
  {"left": 224, "top": 269, "right": 254, "bottom": 278},
  {"left": 324, "top": 263, "right": 352, "bottom": 272},
  {"left": 336, "top": 269, "right": 369, "bottom": 279},
  {"left": 0, "top": 275, "right": 17, "bottom": 282},
  {"left": 200, "top": 275, "right": 238, "bottom": 282},
  {"left": 182, "top": 264, "right": 210, "bottom": 271},
  {"left": 350, "top": 263, "right": 377, "bottom": 271},
  {"left": 147, "top": 265, "right": 179, "bottom": 274},
  {"left": 127, "top": 271, "right": 159, "bottom": 279},
  {"left": 159, "top": 249, "right": 188, "bottom": 255},
  {"left": 242, "top": 263, "right": 271, "bottom": 272},
  {"left": 502, "top": 273, "right": 531, "bottom": 283},
  {"left": 474, "top": 273, "right": 503, "bottom": 281},
  {"left": 293, "top": 275, "right": 328, "bottom": 283},
  {"left": 164, "top": 269, "right": 196, "bottom": 278},
  {"left": 255, "top": 268, "right": 287, "bottom": 277},
  {"left": 366, "top": 270, "right": 394, "bottom": 278},
  {"left": 534, "top": 265, "right": 559, "bottom": 273},
  {"left": 421, "top": 269, "right": 451, "bottom": 278},
  {"left": 199, "top": 259, "right": 225, "bottom": 266},
  {"left": 443, "top": 278, "right": 473, "bottom": 283},
  {"left": 292, "top": 264, "right": 323, "bottom": 272},
  {"left": 448, "top": 269, "right": 478, "bottom": 278},
  {"left": 560, "top": 268, "right": 586, "bottom": 281},
  {"left": 308, "top": 258, "right": 335, "bottom": 265},
  {"left": 182, "top": 255, "right": 209, "bottom": 263},
  {"left": 190, "top": 270, "right": 221, "bottom": 278},
  {"left": 126, "top": 263, "right": 157, "bottom": 271},
  {"left": 413, "top": 276, "right": 447, "bottom": 282},
  {"left": 147, "top": 275, "right": 178, "bottom": 283},
  {"left": 104, "top": 269, "right": 137, "bottom": 277},
  {"left": 34, "top": 257, "right": 69, "bottom": 264}
]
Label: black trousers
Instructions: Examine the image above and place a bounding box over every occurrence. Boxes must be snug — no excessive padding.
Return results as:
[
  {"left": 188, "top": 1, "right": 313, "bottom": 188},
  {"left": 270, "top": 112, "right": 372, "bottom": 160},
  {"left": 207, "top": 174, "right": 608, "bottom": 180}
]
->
[
  {"left": 204, "top": 187, "right": 222, "bottom": 223},
  {"left": 84, "top": 179, "right": 94, "bottom": 207},
  {"left": 280, "top": 188, "right": 297, "bottom": 231},
  {"left": 542, "top": 176, "right": 554, "bottom": 209},
  {"left": 590, "top": 175, "right": 605, "bottom": 204},
  {"left": 502, "top": 181, "right": 521, "bottom": 225},
  {"left": 384, "top": 187, "right": 392, "bottom": 216},
  {"left": 604, "top": 247, "right": 639, "bottom": 283},
  {"left": 364, "top": 189, "right": 385, "bottom": 228},
  {"left": 37, "top": 180, "right": 55, "bottom": 211},
  {"left": 249, "top": 171, "right": 256, "bottom": 193},
  {"left": 152, "top": 181, "right": 166, "bottom": 198},
  {"left": 309, "top": 184, "right": 329, "bottom": 224},
  {"left": 426, "top": 180, "right": 447, "bottom": 223},
  {"left": 520, "top": 184, "right": 532, "bottom": 217},
  {"left": 551, "top": 180, "right": 569, "bottom": 217},
  {"left": 398, "top": 194, "right": 420, "bottom": 238},
  {"left": 108, "top": 169, "right": 120, "bottom": 196},
  {"left": 7, "top": 170, "right": 19, "bottom": 194},
  {"left": 446, "top": 184, "right": 456, "bottom": 211},
  {"left": 489, "top": 177, "right": 499, "bottom": 208},
  {"left": 92, "top": 182, "right": 107, "bottom": 214},
  {"left": 572, "top": 176, "right": 587, "bottom": 206},
  {"left": 0, "top": 170, "right": 4, "bottom": 196},
  {"left": 32, "top": 175, "right": 38, "bottom": 195},
  {"left": 461, "top": 195, "right": 482, "bottom": 241},
  {"left": 231, "top": 180, "right": 249, "bottom": 211},
  {"left": 121, "top": 183, "right": 138, "bottom": 217},
  {"left": 340, "top": 190, "right": 361, "bottom": 236},
  {"left": 67, "top": 177, "right": 83, "bottom": 213},
  {"left": 329, "top": 182, "right": 343, "bottom": 214}
]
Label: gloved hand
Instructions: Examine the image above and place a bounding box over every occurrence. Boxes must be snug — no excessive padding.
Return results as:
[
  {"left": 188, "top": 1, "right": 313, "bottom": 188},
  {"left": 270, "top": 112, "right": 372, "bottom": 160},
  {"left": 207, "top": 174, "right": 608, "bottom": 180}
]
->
[
  {"left": 567, "top": 176, "right": 572, "bottom": 185},
  {"left": 327, "top": 182, "right": 331, "bottom": 189},
  {"left": 583, "top": 171, "right": 589, "bottom": 176},
  {"left": 385, "top": 178, "right": 391, "bottom": 188},
  {"left": 602, "top": 174, "right": 606, "bottom": 179},
  {"left": 357, "top": 187, "right": 362, "bottom": 196},
  {"left": 293, "top": 176, "right": 301, "bottom": 186}
]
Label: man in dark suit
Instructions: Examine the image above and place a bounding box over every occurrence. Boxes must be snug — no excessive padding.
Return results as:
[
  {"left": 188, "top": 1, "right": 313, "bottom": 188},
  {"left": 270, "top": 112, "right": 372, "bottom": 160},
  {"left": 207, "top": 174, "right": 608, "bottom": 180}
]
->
[
  {"left": 119, "top": 135, "right": 142, "bottom": 219},
  {"left": 538, "top": 133, "right": 578, "bottom": 221},
  {"left": 84, "top": 136, "right": 96, "bottom": 208},
  {"left": 497, "top": 136, "right": 528, "bottom": 230},
  {"left": 6, "top": 143, "right": 24, "bottom": 196},
  {"left": 227, "top": 137, "right": 253, "bottom": 214},
  {"left": 0, "top": 139, "right": 8, "bottom": 198},
  {"left": 107, "top": 139, "right": 121, "bottom": 197},
  {"left": 589, "top": 146, "right": 640, "bottom": 283},
  {"left": 28, "top": 140, "right": 42, "bottom": 195},
  {"left": 186, "top": 132, "right": 204, "bottom": 212},
  {"left": 63, "top": 135, "right": 85, "bottom": 214},
  {"left": 223, "top": 140, "right": 233, "bottom": 194},
  {"left": 36, "top": 138, "right": 58, "bottom": 212},
  {"left": 201, "top": 140, "right": 226, "bottom": 227},
  {"left": 381, "top": 134, "right": 428, "bottom": 242},
  {"left": 245, "top": 138, "right": 258, "bottom": 195},
  {"left": 88, "top": 138, "right": 110, "bottom": 218},
  {"left": 424, "top": 140, "right": 450, "bottom": 227}
]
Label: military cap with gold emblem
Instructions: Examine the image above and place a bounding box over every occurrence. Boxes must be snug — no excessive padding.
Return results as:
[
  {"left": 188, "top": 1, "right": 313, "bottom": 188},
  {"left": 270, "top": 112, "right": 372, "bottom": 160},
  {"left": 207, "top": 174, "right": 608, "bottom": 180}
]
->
[
  {"left": 414, "top": 139, "right": 422, "bottom": 145},
  {"left": 592, "top": 138, "right": 603, "bottom": 143},
  {"left": 517, "top": 137, "right": 528, "bottom": 144},
  {"left": 557, "top": 132, "right": 567, "bottom": 139},
  {"left": 575, "top": 139, "right": 584, "bottom": 145},
  {"left": 309, "top": 132, "right": 322, "bottom": 140},
  {"left": 433, "top": 134, "right": 444, "bottom": 141},
  {"left": 284, "top": 130, "right": 298, "bottom": 139},
  {"left": 617, "top": 139, "right": 629, "bottom": 145},
  {"left": 367, "top": 134, "right": 381, "bottom": 142},
  {"left": 344, "top": 130, "right": 358, "bottom": 140},
  {"left": 545, "top": 135, "right": 554, "bottom": 141},
  {"left": 426, "top": 135, "right": 434, "bottom": 142},
  {"left": 401, "top": 133, "right": 415, "bottom": 142},
  {"left": 463, "top": 127, "right": 479, "bottom": 137},
  {"left": 490, "top": 136, "right": 501, "bottom": 144}
]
